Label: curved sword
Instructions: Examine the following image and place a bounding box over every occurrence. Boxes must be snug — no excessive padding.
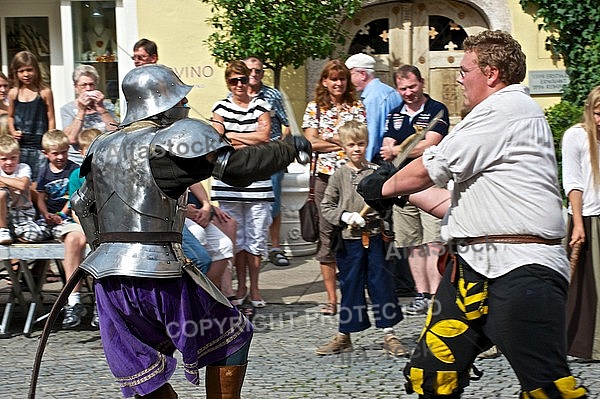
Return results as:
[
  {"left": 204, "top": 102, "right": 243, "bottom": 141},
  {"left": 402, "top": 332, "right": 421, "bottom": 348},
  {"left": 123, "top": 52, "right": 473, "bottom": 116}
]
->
[
  {"left": 29, "top": 267, "right": 86, "bottom": 399},
  {"left": 392, "top": 109, "right": 446, "bottom": 168}
]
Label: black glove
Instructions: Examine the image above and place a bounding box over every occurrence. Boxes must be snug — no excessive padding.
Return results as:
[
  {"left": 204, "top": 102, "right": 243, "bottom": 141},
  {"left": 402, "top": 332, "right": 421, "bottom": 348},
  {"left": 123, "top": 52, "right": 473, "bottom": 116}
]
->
[
  {"left": 394, "top": 195, "right": 408, "bottom": 208},
  {"left": 285, "top": 135, "right": 312, "bottom": 164},
  {"left": 357, "top": 162, "right": 396, "bottom": 201},
  {"left": 357, "top": 162, "right": 397, "bottom": 213}
]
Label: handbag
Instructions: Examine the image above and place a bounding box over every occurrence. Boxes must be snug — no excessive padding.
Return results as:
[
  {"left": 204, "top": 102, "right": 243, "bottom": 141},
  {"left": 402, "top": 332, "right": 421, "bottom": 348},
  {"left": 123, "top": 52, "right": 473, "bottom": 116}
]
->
[{"left": 298, "top": 152, "right": 319, "bottom": 242}]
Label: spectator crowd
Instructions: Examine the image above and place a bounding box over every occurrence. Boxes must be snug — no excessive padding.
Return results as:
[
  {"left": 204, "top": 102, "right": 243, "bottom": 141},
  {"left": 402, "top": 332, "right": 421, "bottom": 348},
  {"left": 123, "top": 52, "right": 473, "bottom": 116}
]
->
[{"left": 2, "top": 31, "right": 594, "bottom": 399}]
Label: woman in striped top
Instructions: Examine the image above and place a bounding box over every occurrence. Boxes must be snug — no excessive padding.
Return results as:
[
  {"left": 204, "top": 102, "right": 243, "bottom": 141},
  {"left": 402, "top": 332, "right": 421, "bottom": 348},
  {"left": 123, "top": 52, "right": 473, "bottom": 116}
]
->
[{"left": 211, "top": 60, "right": 272, "bottom": 309}]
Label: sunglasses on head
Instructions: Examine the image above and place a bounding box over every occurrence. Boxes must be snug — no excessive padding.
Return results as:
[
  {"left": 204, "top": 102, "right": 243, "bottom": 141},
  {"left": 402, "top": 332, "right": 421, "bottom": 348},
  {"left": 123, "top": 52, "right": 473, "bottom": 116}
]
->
[{"left": 227, "top": 76, "right": 249, "bottom": 85}]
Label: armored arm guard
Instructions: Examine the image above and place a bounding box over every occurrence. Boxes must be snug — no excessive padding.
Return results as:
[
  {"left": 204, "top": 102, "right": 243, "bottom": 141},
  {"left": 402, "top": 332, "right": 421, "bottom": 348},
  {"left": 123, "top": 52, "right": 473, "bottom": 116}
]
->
[
  {"left": 71, "top": 180, "right": 99, "bottom": 249},
  {"left": 211, "top": 148, "right": 231, "bottom": 181},
  {"left": 213, "top": 136, "right": 311, "bottom": 187}
]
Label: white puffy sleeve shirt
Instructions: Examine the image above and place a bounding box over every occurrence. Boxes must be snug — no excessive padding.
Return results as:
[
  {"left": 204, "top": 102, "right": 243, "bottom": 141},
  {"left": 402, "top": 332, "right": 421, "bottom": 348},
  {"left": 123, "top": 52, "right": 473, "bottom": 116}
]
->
[
  {"left": 422, "top": 84, "right": 569, "bottom": 281},
  {"left": 561, "top": 124, "right": 600, "bottom": 216}
]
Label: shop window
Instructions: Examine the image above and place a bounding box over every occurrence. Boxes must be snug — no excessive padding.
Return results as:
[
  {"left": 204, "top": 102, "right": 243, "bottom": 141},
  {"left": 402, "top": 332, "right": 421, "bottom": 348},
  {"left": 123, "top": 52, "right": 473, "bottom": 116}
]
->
[
  {"left": 429, "top": 16, "right": 467, "bottom": 52},
  {"left": 71, "top": 1, "right": 118, "bottom": 101},
  {"left": 6, "top": 17, "right": 51, "bottom": 84}
]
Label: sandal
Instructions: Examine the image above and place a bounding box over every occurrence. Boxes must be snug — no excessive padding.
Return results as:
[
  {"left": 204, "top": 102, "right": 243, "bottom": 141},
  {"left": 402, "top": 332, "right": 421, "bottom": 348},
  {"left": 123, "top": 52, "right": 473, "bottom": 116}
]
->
[
  {"left": 231, "top": 291, "right": 248, "bottom": 307},
  {"left": 241, "top": 305, "right": 256, "bottom": 321},
  {"left": 268, "top": 248, "right": 289, "bottom": 267},
  {"left": 320, "top": 303, "right": 337, "bottom": 316},
  {"left": 251, "top": 299, "right": 266, "bottom": 308}
]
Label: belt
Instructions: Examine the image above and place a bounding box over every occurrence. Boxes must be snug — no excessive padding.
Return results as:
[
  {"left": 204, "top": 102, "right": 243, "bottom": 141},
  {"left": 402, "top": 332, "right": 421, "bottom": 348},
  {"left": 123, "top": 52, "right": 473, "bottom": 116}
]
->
[
  {"left": 97, "top": 232, "right": 183, "bottom": 244},
  {"left": 454, "top": 234, "right": 562, "bottom": 246}
]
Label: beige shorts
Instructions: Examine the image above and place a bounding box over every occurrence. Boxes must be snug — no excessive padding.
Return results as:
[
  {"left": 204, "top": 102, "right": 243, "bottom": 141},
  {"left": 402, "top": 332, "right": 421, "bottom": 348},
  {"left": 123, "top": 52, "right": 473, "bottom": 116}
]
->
[
  {"left": 392, "top": 203, "right": 441, "bottom": 247},
  {"left": 53, "top": 221, "right": 85, "bottom": 241}
]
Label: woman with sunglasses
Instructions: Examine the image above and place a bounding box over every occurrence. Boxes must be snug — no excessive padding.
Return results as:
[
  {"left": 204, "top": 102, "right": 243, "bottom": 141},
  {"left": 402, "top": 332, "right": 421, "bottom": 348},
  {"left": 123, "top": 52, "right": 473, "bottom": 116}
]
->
[{"left": 210, "top": 60, "right": 272, "bottom": 314}]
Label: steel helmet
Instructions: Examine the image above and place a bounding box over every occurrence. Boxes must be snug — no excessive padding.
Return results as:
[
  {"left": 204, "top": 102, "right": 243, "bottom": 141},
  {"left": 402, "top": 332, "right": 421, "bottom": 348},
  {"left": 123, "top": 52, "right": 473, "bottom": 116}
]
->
[{"left": 120, "top": 64, "right": 192, "bottom": 126}]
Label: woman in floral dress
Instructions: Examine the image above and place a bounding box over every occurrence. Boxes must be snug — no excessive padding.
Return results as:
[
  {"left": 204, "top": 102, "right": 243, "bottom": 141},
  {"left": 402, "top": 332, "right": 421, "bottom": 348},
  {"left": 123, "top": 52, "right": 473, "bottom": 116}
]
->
[{"left": 302, "top": 59, "right": 366, "bottom": 316}]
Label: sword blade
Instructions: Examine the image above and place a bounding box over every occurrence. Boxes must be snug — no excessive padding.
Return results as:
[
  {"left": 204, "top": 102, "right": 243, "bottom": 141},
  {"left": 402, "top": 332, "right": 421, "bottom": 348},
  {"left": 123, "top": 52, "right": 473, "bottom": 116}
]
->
[
  {"left": 392, "top": 109, "right": 445, "bottom": 168},
  {"left": 281, "top": 89, "right": 302, "bottom": 137},
  {"left": 183, "top": 262, "right": 233, "bottom": 308},
  {"left": 29, "top": 267, "right": 85, "bottom": 399}
]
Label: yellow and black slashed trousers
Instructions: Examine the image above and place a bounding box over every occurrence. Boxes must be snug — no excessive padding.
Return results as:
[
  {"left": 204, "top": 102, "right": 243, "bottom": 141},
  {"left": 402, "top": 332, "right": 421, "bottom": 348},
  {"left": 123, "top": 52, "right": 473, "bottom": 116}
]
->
[{"left": 404, "top": 257, "right": 588, "bottom": 398}]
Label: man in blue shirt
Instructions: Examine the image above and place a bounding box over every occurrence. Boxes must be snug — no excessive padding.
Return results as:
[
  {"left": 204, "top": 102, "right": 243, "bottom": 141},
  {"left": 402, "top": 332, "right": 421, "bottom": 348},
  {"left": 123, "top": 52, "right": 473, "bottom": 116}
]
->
[{"left": 345, "top": 53, "right": 402, "bottom": 163}]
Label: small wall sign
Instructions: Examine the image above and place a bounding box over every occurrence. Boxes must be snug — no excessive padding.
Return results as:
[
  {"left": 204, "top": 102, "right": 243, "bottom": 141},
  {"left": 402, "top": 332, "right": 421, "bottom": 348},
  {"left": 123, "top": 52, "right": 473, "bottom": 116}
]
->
[{"left": 529, "top": 70, "right": 569, "bottom": 95}]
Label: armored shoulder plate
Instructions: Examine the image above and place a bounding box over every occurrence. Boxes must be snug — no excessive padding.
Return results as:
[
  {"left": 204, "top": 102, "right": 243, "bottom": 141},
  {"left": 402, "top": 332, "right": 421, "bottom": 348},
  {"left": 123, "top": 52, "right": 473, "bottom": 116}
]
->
[{"left": 152, "top": 118, "right": 231, "bottom": 159}]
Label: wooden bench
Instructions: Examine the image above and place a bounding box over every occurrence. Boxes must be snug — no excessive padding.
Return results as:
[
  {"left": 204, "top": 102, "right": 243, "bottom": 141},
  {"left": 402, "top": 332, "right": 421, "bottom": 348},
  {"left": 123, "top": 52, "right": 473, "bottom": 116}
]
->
[{"left": 0, "top": 243, "right": 89, "bottom": 336}]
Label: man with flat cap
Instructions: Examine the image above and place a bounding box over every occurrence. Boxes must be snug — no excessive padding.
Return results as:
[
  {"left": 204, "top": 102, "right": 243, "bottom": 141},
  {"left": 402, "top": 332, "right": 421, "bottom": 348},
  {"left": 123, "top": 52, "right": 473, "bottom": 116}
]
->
[{"left": 345, "top": 53, "right": 401, "bottom": 164}]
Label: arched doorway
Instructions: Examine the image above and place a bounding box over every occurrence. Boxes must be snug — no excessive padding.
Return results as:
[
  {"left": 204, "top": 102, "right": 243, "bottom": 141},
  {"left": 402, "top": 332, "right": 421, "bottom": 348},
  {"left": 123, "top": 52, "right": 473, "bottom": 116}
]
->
[{"left": 341, "top": 0, "right": 489, "bottom": 122}]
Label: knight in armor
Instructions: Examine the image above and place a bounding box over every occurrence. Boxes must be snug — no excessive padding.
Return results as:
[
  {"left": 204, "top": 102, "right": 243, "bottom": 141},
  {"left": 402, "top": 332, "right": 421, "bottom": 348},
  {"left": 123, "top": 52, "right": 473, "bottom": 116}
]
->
[{"left": 71, "top": 64, "right": 311, "bottom": 398}]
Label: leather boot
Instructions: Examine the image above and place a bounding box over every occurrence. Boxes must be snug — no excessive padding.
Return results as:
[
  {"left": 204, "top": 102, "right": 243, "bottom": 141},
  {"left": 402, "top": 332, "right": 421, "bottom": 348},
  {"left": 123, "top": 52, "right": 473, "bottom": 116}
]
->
[
  {"left": 134, "top": 383, "right": 178, "bottom": 398},
  {"left": 205, "top": 363, "right": 248, "bottom": 399}
]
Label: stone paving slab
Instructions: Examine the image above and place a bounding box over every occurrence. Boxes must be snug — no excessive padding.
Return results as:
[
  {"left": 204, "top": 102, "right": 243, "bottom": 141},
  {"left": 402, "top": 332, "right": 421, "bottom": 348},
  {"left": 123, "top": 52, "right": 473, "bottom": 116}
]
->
[{"left": 1, "top": 256, "right": 598, "bottom": 398}]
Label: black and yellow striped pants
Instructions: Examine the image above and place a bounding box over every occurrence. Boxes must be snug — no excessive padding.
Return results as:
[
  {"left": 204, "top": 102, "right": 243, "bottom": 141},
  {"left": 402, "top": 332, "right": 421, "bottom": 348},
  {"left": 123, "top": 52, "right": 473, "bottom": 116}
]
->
[{"left": 404, "top": 257, "right": 587, "bottom": 398}]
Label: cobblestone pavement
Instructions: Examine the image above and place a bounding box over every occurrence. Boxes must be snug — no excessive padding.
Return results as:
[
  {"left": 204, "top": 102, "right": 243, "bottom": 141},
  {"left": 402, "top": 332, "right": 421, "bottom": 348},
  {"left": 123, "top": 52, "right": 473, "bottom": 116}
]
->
[{"left": 1, "top": 256, "right": 599, "bottom": 398}]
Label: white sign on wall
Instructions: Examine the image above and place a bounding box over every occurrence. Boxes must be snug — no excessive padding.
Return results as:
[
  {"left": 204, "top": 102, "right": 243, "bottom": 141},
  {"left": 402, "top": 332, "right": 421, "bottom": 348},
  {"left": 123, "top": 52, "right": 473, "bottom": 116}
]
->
[{"left": 529, "top": 70, "right": 570, "bottom": 95}]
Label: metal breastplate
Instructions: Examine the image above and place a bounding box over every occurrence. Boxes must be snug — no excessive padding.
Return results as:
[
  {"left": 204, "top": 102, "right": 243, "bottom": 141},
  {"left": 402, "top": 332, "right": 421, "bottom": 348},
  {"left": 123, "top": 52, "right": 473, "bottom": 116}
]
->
[{"left": 78, "top": 121, "right": 187, "bottom": 278}]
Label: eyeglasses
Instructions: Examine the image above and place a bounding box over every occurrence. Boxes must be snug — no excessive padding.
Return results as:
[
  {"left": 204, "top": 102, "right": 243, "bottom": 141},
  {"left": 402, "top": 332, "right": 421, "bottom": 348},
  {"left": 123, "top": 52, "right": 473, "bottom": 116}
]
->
[
  {"left": 131, "top": 55, "right": 149, "bottom": 61},
  {"left": 77, "top": 82, "right": 96, "bottom": 88},
  {"left": 227, "top": 76, "right": 249, "bottom": 86},
  {"left": 459, "top": 65, "right": 482, "bottom": 78},
  {"left": 249, "top": 68, "right": 263, "bottom": 74}
]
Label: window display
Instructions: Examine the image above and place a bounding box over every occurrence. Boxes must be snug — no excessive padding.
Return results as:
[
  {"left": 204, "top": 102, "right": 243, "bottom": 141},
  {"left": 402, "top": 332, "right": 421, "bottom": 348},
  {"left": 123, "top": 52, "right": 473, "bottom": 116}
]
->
[{"left": 72, "top": 1, "right": 118, "bottom": 101}]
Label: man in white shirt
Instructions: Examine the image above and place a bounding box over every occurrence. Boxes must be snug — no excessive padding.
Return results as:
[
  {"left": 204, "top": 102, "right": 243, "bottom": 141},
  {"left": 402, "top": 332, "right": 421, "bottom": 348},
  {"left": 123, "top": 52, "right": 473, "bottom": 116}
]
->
[{"left": 358, "top": 30, "right": 587, "bottom": 399}]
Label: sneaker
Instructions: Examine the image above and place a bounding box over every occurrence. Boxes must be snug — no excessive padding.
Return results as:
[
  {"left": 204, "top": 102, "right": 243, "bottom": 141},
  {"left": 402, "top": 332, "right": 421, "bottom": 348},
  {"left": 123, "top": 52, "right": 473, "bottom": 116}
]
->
[
  {"left": 477, "top": 345, "right": 502, "bottom": 359},
  {"left": 62, "top": 303, "right": 87, "bottom": 329},
  {"left": 315, "top": 333, "right": 353, "bottom": 355},
  {"left": 0, "top": 228, "right": 13, "bottom": 245},
  {"left": 268, "top": 248, "right": 289, "bottom": 267},
  {"left": 405, "top": 297, "right": 430, "bottom": 316},
  {"left": 91, "top": 305, "right": 99, "bottom": 328},
  {"left": 383, "top": 334, "right": 410, "bottom": 357}
]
